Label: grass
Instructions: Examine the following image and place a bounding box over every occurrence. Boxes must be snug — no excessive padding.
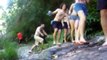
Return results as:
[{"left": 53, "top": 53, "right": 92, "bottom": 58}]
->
[{"left": 0, "top": 39, "right": 18, "bottom": 60}]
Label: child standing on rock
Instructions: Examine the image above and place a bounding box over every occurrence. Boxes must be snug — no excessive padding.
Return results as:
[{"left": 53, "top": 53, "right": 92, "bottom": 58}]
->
[{"left": 48, "top": 3, "right": 67, "bottom": 45}]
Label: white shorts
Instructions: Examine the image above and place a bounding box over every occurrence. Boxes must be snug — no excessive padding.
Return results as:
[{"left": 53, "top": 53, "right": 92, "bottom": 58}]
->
[{"left": 34, "top": 35, "right": 44, "bottom": 46}]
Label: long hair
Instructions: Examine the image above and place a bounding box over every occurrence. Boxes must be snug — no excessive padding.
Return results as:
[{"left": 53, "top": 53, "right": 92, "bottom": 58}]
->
[{"left": 60, "top": 3, "right": 66, "bottom": 9}]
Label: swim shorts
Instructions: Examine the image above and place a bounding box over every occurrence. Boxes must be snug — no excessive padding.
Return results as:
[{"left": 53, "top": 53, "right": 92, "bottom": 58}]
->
[
  {"left": 69, "top": 15, "right": 79, "bottom": 20},
  {"left": 63, "top": 22, "right": 68, "bottom": 29},
  {"left": 97, "top": 0, "right": 107, "bottom": 10},
  {"left": 51, "top": 20, "right": 62, "bottom": 29}
]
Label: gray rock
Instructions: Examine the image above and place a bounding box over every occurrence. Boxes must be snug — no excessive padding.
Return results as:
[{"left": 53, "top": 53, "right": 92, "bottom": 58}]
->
[
  {"left": 90, "top": 36, "right": 105, "bottom": 43},
  {"left": 17, "top": 43, "right": 75, "bottom": 60},
  {"left": 56, "top": 46, "right": 107, "bottom": 60},
  {"left": 17, "top": 46, "right": 31, "bottom": 59},
  {"left": 18, "top": 46, "right": 40, "bottom": 60},
  {"left": 17, "top": 36, "right": 107, "bottom": 60}
]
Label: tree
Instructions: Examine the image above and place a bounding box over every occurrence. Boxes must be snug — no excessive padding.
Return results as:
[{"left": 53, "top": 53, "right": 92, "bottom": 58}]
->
[{"left": 4, "top": 0, "right": 100, "bottom": 41}]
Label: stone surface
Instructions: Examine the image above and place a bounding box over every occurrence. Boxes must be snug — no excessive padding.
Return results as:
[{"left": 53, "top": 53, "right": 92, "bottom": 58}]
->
[
  {"left": 56, "top": 46, "right": 107, "bottom": 60},
  {"left": 17, "top": 36, "right": 107, "bottom": 60}
]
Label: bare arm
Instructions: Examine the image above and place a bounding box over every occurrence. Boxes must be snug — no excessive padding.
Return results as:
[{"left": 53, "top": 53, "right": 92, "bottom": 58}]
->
[
  {"left": 39, "top": 31, "right": 44, "bottom": 36},
  {"left": 69, "top": 4, "right": 74, "bottom": 14},
  {"left": 62, "top": 20, "right": 64, "bottom": 27},
  {"left": 65, "top": 15, "right": 70, "bottom": 29},
  {"left": 38, "top": 28, "right": 44, "bottom": 36},
  {"left": 67, "top": 18, "right": 70, "bottom": 29},
  {"left": 52, "top": 9, "right": 60, "bottom": 15},
  {"left": 42, "top": 29, "right": 47, "bottom": 36}
]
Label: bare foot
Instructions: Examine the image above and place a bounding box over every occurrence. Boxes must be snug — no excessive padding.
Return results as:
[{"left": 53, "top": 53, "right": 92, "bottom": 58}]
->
[
  {"left": 64, "top": 40, "right": 67, "bottom": 43},
  {"left": 80, "top": 38, "right": 87, "bottom": 43},
  {"left": 28, "top": 50, "right": 32, "bottom": 53},
  {"left": 102, "top": 42, "right": 107, "bottom": 46},
  {"left": 73, "top": 40, "right": 83, "bottom": 46},
  {"left": 71, "top": 40, "right": 75, "bottom": 43},
  {"left": 99, "top": 45, "right": 107, "bottom": 51},
  {"left": 72, "top": 40, "right": 75, "bottom": 43},
  {"left": 57, "top": 43, "right": 61, "bottom": 47},
  {"left": 99, "top": 41, "right": 107, "bottom": 51},
  {"left": 53, "top": 41, "right": 56, "bottom": 45}
]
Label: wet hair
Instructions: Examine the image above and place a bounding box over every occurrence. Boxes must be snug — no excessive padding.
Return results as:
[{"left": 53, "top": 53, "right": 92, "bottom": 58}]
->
[{"left": 60, "top": 3, "right": 66, "bottom": 9}]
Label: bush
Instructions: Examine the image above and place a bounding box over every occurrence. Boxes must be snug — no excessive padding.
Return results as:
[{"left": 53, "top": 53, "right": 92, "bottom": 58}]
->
[{"left": 0, "top": 40, "right": 18, "bottom": 60}]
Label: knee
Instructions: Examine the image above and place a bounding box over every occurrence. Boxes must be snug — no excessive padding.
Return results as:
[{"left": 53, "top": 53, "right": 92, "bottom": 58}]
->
[
  {"left": 64, "top": 29, "right": 67, "bottom": 32},
  {"left": 40, "top": 39, "right": 44, "bottom": 43},
  {"left": 71, "top": 28, "right": 74, "bottom": 32},
  {"left": 58, "top": 30, "right": 61, "bottom": 33},
  {"left": 100, "top": 10, "right": 107, "bottom": 18},
  {"left": 34, "top": 42, "right": 39, "bottom": 46},
  {"left": 75, "top": 27, "right": 78, "bottom": 30},
  {"left": 54, "top": 28, "right": 58, "bottom": 33}
]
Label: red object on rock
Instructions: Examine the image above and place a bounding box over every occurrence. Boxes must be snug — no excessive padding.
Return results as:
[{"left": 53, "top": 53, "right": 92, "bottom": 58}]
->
[{"left": 17, "top": 32, "right": 23, "bottom": 40}]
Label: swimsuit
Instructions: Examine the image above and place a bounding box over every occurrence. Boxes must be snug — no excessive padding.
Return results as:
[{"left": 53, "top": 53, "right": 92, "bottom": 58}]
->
[
  {"left": 51, "top": 20, "right": 62, "bottom": 29},
  {"left": 69, "top": 15, "right": 79, "bottom": 20},
  {"left": 74, "top": 3, "right": 88, "bottom": 16}
]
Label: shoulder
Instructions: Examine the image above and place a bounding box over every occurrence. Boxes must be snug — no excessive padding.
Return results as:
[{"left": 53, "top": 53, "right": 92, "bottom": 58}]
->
[
  {"left": 56, "top": 8, "right": 61, "bottom": 11},
  {"left": 72, "top": 3, "right": 76, "bottom": 6},
  {"left": 36, "top": 26, "right": 41, "bottom": 30},
  {"left": 70, "top": 3, "right": 74, "bottom": 8}
]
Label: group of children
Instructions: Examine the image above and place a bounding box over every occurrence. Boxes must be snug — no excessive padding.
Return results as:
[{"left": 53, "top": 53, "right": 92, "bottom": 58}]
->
[
  {"left": 50, "top": 0, "right": 89, "bottom": 45},
  {"left": 29, "top": 0, "right": 89, "bottom": 53},
  {"left": 29, "top": 0, "right": 107, "bottom": 52}
]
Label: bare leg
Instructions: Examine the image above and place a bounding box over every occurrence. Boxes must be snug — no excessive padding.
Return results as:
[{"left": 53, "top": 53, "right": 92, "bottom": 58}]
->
[
  {"left": 31, "top": 44, "right": 37, "bottom": 51},
  {"left": 30, "top": 40, "right": 38, "bottom": 52},
  {"left": 74, "top": 20, "right": 81, "bottom": 43},
  {"left": 78, "top": 10, "right": 87, "bottom": 43},
  {"left": 70, "top": 20, "right": 75, "bottom": 42},
  {"left": 100, "top": 9, "right": 107, "bottom": 46},
  {"left": 53, "top": 28, "right": 58, "bottom": 44},
  {"left": 30, "top": 36, "right": 43, "bottom": 52},
  {"left": 57, "top": 29, "right": 61, "bottom": 44},
  {"left": 64, "top": 29, "right": 67, "bottom": 43}
]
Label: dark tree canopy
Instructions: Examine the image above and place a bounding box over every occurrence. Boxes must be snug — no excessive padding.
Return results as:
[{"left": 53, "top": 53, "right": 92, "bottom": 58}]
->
[{"left": 5, "top": 0, "right": 101, "bottom": 40}]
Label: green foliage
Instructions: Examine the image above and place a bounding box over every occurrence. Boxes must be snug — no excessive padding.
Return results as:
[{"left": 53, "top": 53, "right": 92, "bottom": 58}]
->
[
  {"left": 0, "top": 0, "right": 103, "bottom": 60},
  {"left": 0, "top": 47, "right": 18, "bottom": 60},
  {"left": 5, "top": 0, "right": 74, "bottom": 41},
  {"left": 0, "top": 51, "right": 6, "bottom": 60},
  {"left": 0, "top": 40, "right": 18, "bottom": 60},
  {"left": 5, "top": 47, "right": 18, "bottom": 60},
  {"left": 86, "top": 0, "right": 102, "bottom": 36},
  {"left": 5, "top": 0, "right": 102, "bottom": 42}
]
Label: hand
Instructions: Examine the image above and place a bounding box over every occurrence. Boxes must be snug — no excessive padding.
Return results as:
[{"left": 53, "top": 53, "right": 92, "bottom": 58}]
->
[
  {"left": 47, "top": 10, "right": 52, "bottom": 16},
  {"left": 41, "top": 34, "right": 44, "bottom": 37},
  {"left": 51, "top": 20, "right": 54, "bottom": 25}
]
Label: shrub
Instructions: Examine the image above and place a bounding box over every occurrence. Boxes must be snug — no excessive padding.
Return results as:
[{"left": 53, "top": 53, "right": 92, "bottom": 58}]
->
[{"left": 0, "top": 40, "right": 18, "bottom": 60}]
